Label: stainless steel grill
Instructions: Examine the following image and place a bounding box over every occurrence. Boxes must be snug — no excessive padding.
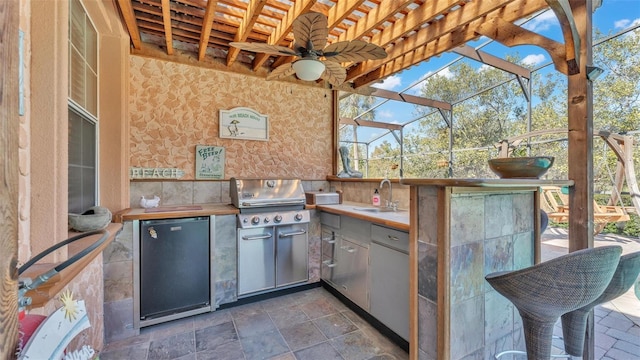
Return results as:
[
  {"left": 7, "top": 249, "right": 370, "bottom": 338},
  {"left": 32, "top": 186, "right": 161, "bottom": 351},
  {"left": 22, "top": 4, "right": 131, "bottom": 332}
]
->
[
  {"left": 230, "top": 178, "right": 310, "bottom": 296},
  {"left": 230, "top": 178, "right": 309, "bottom": 228}
]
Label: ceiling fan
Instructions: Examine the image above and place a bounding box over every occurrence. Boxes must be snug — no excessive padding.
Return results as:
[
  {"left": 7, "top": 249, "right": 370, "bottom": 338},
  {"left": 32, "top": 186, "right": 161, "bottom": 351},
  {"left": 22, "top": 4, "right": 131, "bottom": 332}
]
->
[{"left": 229, "top": 12, "right": 387, "bottom": 87}]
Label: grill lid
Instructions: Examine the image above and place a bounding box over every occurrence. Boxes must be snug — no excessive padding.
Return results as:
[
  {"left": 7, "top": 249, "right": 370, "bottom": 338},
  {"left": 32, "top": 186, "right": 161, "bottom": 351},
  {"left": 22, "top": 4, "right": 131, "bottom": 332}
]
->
[{"left": 230, "top": 178, "right": 306, "bottom": 209}]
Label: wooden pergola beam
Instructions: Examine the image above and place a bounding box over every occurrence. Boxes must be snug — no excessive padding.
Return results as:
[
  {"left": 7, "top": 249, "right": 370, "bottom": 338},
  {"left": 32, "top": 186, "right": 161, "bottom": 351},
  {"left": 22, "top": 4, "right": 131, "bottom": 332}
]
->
[
  {"left": 227, "top": 0, "right": 268, "bottom": 66},
  {"left": 335, "top": 0, "right": 413, "bottom": 43},
  {"left": 546, "top": 0, "right": 581, "bottom": 74},
  {"left": 117, "top": 0, "right": 142, "bottom": 49},
  {"left": 160, "top": 0, "right": 174, "bottom": 55},
  {"left": 326, "top": 0, "right": 366, "bottom": 29},
  {"left": 198, "top": 0, "right": 218, "bottom": 60},
  {"left": 252, "top": 0, "right": 317, "bottom": 71},
  {"left": 352, "top": 0, "right": 548, "bottom": 87},
  {"left": 475, "top": 17, "right": 569, "bottom": 75}
]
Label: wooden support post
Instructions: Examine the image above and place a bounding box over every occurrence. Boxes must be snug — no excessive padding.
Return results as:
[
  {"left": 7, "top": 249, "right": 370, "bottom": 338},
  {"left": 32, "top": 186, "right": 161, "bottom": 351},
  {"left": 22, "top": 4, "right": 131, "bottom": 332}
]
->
[
  {"left": 567, "top": 0, "right": 595, "bottom": 359},
  {"left": 0, "top": 1, "right": 20, "bottom": 357}
]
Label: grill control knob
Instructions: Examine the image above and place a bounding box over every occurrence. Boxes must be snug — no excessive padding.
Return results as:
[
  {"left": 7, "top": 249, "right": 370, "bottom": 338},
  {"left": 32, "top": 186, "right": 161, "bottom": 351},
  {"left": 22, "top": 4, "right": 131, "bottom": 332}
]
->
[
  {"left": 294, "top": 213, "right": 303, "bottom": 221},
  {"left": 251, "top": 216, "right": 260, "bottom": 225},
  {"left": 274, "top": 215, "right": 283, "bottom": 223},
  {"left": 264, "top": 217, "right": 270, "bottom": 223}
]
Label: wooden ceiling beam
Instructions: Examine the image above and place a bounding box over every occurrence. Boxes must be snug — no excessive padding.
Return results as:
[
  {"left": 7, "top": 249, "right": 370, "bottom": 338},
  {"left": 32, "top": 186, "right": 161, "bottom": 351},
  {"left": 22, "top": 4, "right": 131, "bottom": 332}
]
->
[
  {"left": 336, "top": 0, "right": 414, "bottom": 42},
  {"left": 252, "top": 0, "right": 317, "bottom": 70},
  {"left": 475, "top": 17, "right": 568, "bottom": 74},
  {"left": 161, "top": 0, "right": 174, "bottom": 55},
  {"left": 346, "top": 0, "right": 513, "bottom": 82},
  {"left": 350, "top": 0, "right": 548, "bottom": 86},
  {"left": 544, "top": 0, "right": 580, "bottom": 74},
  {"left": 227, "top": 0, "right": 268, "bottom": 66},
  {"left": 452, "top": 44, "right": 531, "bottom": 79},
  {"left": 117, "top": 0, "right": 142, "bottom": 49},
  {"left": 326, "top": 0, "right": 366, "bottom": 29},
  {"left": 198, "top": 0, "right": 219, "bottom": 60},
  {"left": 370, "top": 0, "right": 463, "bottom": 48}
]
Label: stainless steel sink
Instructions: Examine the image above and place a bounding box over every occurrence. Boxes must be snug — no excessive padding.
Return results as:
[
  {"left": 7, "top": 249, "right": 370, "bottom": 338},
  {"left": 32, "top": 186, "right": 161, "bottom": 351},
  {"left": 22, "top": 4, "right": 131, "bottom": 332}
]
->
[{"left": 353, "top": 207, "right": 407, "bottom": 213}]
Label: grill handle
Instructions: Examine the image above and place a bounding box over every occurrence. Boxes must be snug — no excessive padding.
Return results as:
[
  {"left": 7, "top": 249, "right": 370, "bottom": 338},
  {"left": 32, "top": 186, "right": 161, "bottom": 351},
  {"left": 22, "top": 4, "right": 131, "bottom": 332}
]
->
[
  {"left": 241, "top": 200, "right": 305, "bottom": 207},
  {"left": 279, "top": 230, "right": 307, "bottom": 238},
  {"left": 242, "top": 234, "right": 273, "bottom": 241}
]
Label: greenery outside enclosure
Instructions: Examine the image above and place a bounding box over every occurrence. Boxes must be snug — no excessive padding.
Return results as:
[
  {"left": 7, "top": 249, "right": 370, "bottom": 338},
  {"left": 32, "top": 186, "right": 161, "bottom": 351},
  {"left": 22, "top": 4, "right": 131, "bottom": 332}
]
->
[{"left": 338, "top": 20, "right": 640, "bottom": 197}]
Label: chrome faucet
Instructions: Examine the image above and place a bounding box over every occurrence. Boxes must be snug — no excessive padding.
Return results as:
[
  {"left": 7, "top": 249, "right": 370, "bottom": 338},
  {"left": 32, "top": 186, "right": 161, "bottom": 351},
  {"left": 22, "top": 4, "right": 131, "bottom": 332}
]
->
[{"left": 379, "top": 177, "right": 396, "bottom": 210}]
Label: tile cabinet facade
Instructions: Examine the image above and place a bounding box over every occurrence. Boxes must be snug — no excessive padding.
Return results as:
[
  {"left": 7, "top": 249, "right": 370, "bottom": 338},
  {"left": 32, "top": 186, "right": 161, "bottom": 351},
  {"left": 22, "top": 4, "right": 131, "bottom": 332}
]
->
[{"left": 416, "top": 186, "right": 537, "bottom": 360}]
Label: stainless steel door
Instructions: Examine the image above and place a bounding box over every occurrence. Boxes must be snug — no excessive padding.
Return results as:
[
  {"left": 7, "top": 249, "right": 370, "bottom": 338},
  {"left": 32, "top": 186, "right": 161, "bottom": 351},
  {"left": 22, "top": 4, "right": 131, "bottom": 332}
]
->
[
  {"left": 371, "top": 241, "right": 409, "bottom": 340},
  {"left": 276, "top": 224, "right": 308, "bottom": 287},
  {"left": 336, "top": 237, "right": 369, "bottom": 310},
  {"left": 238, "top": 227, "right": 275, "bottom": 296}
]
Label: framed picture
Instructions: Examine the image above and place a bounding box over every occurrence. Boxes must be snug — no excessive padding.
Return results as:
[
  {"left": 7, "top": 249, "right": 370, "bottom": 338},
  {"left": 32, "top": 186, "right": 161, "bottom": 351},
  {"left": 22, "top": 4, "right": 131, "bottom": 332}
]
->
[
  {"left": 195, "top": 145, "right": 225, "bottom": 180},
  {"left": 219, "top": 107, "right": 269, "bottom": 141}
]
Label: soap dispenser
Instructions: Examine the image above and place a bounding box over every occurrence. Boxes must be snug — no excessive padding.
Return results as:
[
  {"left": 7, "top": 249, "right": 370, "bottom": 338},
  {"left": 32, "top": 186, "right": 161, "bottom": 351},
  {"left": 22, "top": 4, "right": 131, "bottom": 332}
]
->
[{"left": 372, "top": 189, "right": 381, "bottom": 206}]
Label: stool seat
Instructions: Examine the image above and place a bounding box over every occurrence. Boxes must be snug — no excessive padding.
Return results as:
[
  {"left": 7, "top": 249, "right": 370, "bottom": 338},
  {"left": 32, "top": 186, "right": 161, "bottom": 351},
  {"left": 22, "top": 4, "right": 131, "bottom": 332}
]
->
[
  {"left": 561, "top": 251, "right": 640, "bottom": 356},
  {"left": 485, "top": 246, "right": 622, "bottom": 360}
]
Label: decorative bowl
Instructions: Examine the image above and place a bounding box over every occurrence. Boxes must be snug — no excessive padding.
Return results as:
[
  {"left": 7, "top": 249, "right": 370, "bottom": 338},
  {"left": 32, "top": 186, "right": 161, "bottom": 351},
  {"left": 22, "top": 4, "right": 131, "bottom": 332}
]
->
[
  {"left": 488, "top": 156, "right": 554, "bottom": 179},
  {"left": 68, "top": 206, "right": 112, "bottom": 232}
]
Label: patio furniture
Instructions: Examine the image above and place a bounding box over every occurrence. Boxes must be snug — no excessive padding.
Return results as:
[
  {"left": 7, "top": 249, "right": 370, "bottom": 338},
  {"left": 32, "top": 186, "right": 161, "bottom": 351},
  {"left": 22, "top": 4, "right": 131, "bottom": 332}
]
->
[
  {"left": 485, "top": 246, "right": 622, "bottom": 360},
  {"left": 540, "top": 186, "right": 630, "bottom": 225},
  {"left": 561, "top": 251, "right": 640, "bottom": 356}
]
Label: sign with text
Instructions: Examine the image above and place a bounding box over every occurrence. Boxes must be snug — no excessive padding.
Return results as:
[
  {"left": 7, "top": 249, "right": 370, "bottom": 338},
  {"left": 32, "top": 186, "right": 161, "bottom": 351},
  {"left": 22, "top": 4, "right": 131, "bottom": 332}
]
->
[
  {"left": 219, "top": 107, "right": 269, "bottom": 141},
  {"left": 195, "top": 145, "right": 225, "bottom": 180},
  {"left": 130, "top": 167, "right": 185, "bottom": 179}
]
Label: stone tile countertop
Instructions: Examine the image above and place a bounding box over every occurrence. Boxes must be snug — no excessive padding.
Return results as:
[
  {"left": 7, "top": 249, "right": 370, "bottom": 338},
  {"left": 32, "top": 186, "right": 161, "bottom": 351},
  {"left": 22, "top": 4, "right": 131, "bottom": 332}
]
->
[
  {"left": 115, "top": 203, "right": 239, "bottom": 222},
  {"left": 316, "top": 201, "right": 410, "bottom": 231}
]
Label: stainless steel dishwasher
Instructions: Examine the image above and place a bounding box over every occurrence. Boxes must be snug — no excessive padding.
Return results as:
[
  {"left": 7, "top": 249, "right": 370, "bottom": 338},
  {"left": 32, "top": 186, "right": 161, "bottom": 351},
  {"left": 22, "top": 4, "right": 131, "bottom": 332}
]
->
[
  {"left": 138, "top": 216, "right": 211, "bottom": 327},
  {"left": 370, "top": 224, "right": 409, "bottom": 340}
]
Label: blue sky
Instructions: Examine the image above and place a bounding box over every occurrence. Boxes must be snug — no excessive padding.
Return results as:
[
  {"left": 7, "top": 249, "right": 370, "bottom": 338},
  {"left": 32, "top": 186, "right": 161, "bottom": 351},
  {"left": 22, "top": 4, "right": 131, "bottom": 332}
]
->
[{"left": 348, "top": 1, "right": 640, "bottom": 145}]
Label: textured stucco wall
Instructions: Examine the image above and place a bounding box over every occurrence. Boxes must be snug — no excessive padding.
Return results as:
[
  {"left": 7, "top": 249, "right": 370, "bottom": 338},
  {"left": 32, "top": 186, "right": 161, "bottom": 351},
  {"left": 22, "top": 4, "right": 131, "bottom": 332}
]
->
[{"left": 129, "top": 56, "right": 334, "bottom": 180}]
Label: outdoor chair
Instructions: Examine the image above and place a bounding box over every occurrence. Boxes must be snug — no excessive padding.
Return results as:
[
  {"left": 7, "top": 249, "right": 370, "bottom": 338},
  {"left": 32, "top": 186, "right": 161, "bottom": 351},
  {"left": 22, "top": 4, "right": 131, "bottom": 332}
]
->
[
  {"left": 485, "top": 246, "right": 622, "bottom": 360},
  {"left": 561, "top": 251, "right": 640, "bottom": 356}
]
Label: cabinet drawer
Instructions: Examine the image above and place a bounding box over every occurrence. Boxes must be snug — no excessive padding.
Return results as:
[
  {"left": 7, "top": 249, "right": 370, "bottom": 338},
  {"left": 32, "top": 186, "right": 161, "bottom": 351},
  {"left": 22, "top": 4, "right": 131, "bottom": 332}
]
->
[
  {"left": 371, "top": 224, "right": 409, "bottom": 254},
  {"left": 320, "top": 212, "right": 340, "bottom": 229}
]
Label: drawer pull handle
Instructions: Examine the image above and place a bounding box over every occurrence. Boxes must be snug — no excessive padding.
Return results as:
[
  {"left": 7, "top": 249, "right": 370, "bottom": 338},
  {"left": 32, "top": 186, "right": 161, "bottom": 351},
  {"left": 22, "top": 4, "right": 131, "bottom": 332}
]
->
[
  {"left": 322, "top": 238, "right": 336, "bottom": 244},
  {"left": 341, "top": 246, "right": 356, "bottom": 253},
  {"left": 322, "top": 260, "right": 337, "bottom": 268},
  {"left": 388, "top": 235, "right": 400, "bottom": 241}
]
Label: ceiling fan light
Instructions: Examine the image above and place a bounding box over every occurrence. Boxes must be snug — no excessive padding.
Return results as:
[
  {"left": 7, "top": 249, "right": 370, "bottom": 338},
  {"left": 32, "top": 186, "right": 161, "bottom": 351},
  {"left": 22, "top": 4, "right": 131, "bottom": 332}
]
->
[{"left": 292, "top": 59, "right": 326, "bottom": 81}]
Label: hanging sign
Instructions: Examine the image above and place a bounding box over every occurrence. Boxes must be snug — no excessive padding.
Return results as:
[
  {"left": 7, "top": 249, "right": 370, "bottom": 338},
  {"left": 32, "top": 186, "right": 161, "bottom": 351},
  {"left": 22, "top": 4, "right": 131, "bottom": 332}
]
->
[
  {"left": 219, "top": 107, "right": 269, "bottom": 141},
  {"left": 195, "top": 145, "right": 225, "bottom": 180}
]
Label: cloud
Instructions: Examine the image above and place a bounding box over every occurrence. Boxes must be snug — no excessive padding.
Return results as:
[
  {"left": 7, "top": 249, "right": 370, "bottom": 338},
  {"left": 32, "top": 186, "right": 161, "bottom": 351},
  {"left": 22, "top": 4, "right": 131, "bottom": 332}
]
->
[
  {"left": 437, "top": 67, "right": 454, "bottom": 79},
  {"left": 522, "top": 53, "right": 546, "bottom": 66},
  {"left": 378, "top": 110, "right": 394, "bottom": 119},
  {"left": 372, "top": 75, "right": 402, "bottom": 90},
  {"left": 615, "top": 18, "right": 640, "bottom": 29},
  {"left": 522, "top": 10, "right": 557, "bottom": 32},
  {"left": 478, "top": 64, "right": 492, "bottom": 72}
]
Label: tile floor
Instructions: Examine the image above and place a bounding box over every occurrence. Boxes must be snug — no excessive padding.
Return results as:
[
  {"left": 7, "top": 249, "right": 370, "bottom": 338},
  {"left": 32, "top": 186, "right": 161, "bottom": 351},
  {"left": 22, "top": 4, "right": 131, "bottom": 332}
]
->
[{"left": 100, "top": 287, "right": 409, "bottom": 360}]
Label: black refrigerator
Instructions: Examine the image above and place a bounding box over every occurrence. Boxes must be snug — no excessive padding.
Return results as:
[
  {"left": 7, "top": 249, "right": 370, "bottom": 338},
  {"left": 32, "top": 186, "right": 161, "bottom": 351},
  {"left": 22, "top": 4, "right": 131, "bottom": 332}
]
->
[{"left": 140, "top": 216, "right": 210, "bottom": 321}]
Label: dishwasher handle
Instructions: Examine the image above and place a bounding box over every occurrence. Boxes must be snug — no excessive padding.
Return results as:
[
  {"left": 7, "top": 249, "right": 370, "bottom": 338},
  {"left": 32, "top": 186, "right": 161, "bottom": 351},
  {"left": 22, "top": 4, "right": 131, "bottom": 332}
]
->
[
  {"left": 242, "top": 233, "right": 273, "bottom": 241},
  {"left": 279, "top": 230, "right": 307, "bottom": 238}
]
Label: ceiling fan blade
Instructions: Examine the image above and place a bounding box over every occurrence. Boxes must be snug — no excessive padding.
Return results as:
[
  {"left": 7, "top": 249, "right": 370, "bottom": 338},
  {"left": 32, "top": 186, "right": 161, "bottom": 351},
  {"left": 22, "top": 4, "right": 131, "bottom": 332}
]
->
[
  {"left": 229, "top": 42, "right": 299, "bottom": 56},
  {"left": 292, "top": 12, "right": 328, "bottom": 53},
  {"left": 321, "top": 61, "right": 347, "bottom": 86},
  {"left": 266, "top": 63, "right": 296, "bottom": 80},
  {"left": 323, "top": 40, "right": 387, "bottom": 63}
]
